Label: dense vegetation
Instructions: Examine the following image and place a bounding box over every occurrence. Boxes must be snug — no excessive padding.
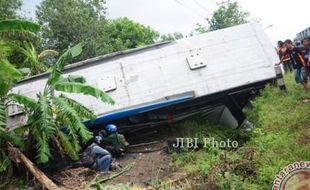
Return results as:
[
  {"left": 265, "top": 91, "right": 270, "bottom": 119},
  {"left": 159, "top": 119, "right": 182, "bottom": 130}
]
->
[
  {"left": 0, "top": 0, "right": 22, "bottom": 20},
  {"left": 36, "top": 0, "right": 160, "bottom": 61},
  {"left": 172, "top": 75, "right": 310, "bottom": 189},
  {"left": 0, "top": 19, "right": 114, "bottom": 189}
]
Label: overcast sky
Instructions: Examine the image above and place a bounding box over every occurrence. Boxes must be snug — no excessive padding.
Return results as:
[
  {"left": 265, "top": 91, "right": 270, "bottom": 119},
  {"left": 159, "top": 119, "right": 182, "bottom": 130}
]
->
[{"left": 23, "top": 0, "right": 310, "bottom": 45}]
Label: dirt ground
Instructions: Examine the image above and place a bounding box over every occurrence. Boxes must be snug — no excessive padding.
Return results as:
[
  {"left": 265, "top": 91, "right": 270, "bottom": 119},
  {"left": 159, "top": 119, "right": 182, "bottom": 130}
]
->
[{"left": 52, "top": 142, "right": 187, "bottom": 189}]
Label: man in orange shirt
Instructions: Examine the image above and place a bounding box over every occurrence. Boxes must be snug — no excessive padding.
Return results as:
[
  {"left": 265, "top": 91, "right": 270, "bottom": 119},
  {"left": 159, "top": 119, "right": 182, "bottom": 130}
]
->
[{"left": 278, "top": 41, "right": 293, "bottom": 73}]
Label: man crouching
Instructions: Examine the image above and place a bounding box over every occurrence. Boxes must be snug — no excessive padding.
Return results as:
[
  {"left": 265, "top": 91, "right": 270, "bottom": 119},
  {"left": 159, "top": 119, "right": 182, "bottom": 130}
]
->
[{"left": 79, "top": 136, "right": 114, "bottom": 174}]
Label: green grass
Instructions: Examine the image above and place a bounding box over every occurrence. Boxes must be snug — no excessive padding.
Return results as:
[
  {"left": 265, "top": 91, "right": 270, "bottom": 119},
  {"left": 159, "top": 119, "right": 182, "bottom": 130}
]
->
[{"left": 171, "top": 74, "right": 310, "bottom": 189}]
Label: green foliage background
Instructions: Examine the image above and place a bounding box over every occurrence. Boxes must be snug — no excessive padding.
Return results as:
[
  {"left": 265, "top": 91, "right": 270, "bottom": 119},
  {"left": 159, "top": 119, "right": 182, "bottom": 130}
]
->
[
  {"left": 36, "top": 0, "right": 160, "bottom": 61},
  {"left": 196, "top": 2, "right": 250, "bottom": 33}
]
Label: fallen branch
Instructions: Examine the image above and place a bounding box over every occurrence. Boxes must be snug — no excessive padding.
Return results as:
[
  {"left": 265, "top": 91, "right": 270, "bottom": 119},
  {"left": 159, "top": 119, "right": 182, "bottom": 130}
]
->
[
  {"left": 7, "top": 143, "right": 61, "bottom": 190},
  {"left": 127, "top": 141, "right": 160, "bottom": 148},
  {"left": 91, "top": 162, "right": 135, "bottom": 186}
]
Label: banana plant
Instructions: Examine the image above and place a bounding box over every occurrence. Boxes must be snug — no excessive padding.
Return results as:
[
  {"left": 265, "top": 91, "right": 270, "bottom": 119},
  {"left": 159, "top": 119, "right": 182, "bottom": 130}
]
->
[
  {"left": 0, "top": 19, "right": 40, "bottom": 96},
  {"left": 0, "top": 19, "right": 40, "bottom": 41},
  {"left": 9, "top": 42, "right": 59, "bottom": 75},
  {"left": 10, "top": 43, "right": 115, "bottom": 164},
  {"left": 1, "top": 19, "right": 57, "bottom": 76},
  {"left": 0, "top": 19, "right": 40, "bottom": 173}
]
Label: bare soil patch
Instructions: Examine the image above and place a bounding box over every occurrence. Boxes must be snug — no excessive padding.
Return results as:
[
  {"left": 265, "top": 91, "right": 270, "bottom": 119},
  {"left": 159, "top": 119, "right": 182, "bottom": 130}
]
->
[{"left": 51, "top": 142, "right": 185, "bottom": 189}]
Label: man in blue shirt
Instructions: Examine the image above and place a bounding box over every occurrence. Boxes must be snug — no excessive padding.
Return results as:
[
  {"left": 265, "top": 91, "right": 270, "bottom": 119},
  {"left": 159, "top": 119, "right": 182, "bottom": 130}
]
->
[
  {"left": 90, "top": 137, "right": 112, "bottom": 173},
  {"left": 79, "top": 136, "right": 112, "bottom": 173}
]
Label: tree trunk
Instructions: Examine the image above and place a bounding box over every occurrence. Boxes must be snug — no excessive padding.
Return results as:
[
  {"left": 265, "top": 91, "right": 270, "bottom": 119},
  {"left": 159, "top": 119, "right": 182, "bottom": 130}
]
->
[{"left": 8, "top": 143, "right": 61, "bottom": 190}]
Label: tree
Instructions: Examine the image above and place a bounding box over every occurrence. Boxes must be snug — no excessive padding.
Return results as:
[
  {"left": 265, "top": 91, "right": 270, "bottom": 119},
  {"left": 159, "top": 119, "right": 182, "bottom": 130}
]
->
[
  {"left": 36, "top": 0, "right": 107, "bottom": 60},
  {"left": 10, "top": 43, "right": 114, "bottom": 164},
  {"left": 0, "top": 0, "right": 22, "bottom": 20},
  {"left": 161, "top": 32, "right": 184, "bottom": 41},
  {"left": 36, "top": 0, "right": 160, "bottom": 61},
  {"left": 104, "top": 17, "right": 160, "bottom": 51},
  {"left": 196, "top": 2, "right": 250, "bottom": 33}
]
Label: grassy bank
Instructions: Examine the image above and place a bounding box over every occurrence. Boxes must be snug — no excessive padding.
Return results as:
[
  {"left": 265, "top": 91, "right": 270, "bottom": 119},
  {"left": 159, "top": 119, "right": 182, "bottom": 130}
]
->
[{"left": 171, "top": 74, "right": 310, "bottom": 189}]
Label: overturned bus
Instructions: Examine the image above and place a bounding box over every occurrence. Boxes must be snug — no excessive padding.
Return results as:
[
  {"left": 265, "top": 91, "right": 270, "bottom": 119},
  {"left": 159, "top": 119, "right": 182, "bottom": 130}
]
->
[{"left": 7, "top": 23, "right": 279, "bottom": 131}]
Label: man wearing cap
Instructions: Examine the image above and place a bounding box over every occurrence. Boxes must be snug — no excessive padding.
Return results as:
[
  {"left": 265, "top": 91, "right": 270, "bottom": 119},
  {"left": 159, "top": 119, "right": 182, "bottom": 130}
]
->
[{"left": 98, "top": 124, "right": 129, "bottom": 156}]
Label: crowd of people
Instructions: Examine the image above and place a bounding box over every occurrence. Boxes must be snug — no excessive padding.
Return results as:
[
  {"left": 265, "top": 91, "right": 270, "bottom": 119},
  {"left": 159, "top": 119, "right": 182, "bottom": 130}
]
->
[{"left": 277, "top": 37, "right": 310, "bottom": 90}]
